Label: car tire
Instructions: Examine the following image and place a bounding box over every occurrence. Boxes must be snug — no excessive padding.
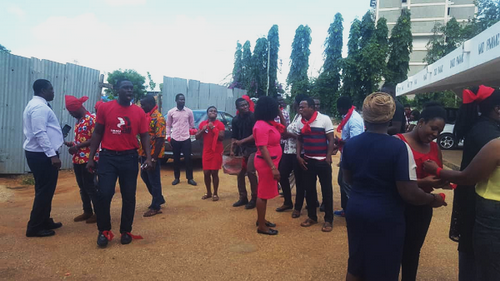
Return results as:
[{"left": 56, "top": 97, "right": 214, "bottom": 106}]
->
[{"left": 438, "top": 133, "right": 456, "bottom": 150}]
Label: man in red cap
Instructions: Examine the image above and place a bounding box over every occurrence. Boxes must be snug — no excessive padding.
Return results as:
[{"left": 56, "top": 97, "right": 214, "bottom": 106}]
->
[{"left": 64, "top": 95, "right": 98, "bottom": 224}]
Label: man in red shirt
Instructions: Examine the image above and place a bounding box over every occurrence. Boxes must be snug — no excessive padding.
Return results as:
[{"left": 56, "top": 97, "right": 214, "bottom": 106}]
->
[
  {"left": 64, "top": 95, "right": 98, "bottom": 224},
  {"left": 87, "top": 79, "right": 152, "bottom": 248}
]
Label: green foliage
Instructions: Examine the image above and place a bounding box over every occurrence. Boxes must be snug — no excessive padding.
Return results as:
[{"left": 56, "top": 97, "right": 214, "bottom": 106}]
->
[
  {"left": 410, "top": 91, "right": 460, "bottom": 109},
  {"left": 341, "top": 19, "right": 362, "bottom": 106},
  {"left": 249, "top": 37, "right": 269, "bottom": 97},
  {"left": 159, "top": 83, "right": 163, "bottom": 92},
  {"left": 0, "top": 44, "right": 10, "bottom": 53},
  {"left": 231, "top": 41, "right": 244, "bottom": 89},
  {"left": 424, "top": 18, "right": 465, "bottom": 64},
  {"left": 105, "top": 69, "right": 147, "bottom": 102},
  {"left": 241, "top": 40, "right": 252, "bottom": 91},
  {"left": 21, "top": 174, "right": 35, "bottom": 185},
  {"left": 147, "top": 71, "right": 156, "bottom": 91},
  {"left": 288, "top": 25, "right": 312, "bottom": 99},
  {"left": 267, "top": 25, "right": 280, "bottom": 96},
  {"left": 386, "top": 8, "right": 413, "bottom": 85},
  {"left": 312, "top": 13, "right": 343, "bottom": 116}
]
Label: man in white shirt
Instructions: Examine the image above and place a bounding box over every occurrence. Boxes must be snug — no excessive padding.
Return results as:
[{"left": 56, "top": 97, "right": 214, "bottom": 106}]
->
[{"left": 23, "top": 79, "right": 64, "bottom": 237}]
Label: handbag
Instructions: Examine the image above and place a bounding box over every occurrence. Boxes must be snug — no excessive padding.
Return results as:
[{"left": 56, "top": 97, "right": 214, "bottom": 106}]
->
[{"left": 222, "top": 155, "right": 243, "bottom": 175}]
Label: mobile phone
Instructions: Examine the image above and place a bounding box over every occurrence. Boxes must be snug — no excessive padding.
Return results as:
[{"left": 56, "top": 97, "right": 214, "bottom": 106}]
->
[{"left": 62, "top": 124, "right": 72, "bottom": 138}]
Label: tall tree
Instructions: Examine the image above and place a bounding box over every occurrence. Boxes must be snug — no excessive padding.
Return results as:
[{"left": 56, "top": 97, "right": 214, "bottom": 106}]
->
[
  {"left": 249, "top": 37, "right": 269, "bottom": 97},
  {"left": 386, "top": 8, "right": 413, "bottom": 85},
  {"left": 241, "top": 40, "right": 252, "bottom": 91},
  {"left": 231, "top": 41, "right": 244, "bottom": 89},
  {"left": 375, "top": 17, "right": 389, "bottom": 78},
  {"left": 424, "top": 18, "right": 464, "bottom": 64},
  {"left": 313, "top": 13, "right": 343, "bottom": 116},
  {"left": 287, "top": 25, "right": 312, "bottom": 98},
  {"left": 267, "top": 25, "right": 280, "bottom": 96},
  {"left": 105, "top": 69, "right": 147, "bottom": 102},
  {"left": 341, "top": 19, "right": 362, "bottom": 104},
  {"left": 0, "top": 44, "right": 10, "bottom": 53}
]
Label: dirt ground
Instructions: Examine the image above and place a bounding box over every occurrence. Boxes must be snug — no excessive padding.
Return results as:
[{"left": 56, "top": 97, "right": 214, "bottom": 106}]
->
[{"left": 0, "top": 154, "right": 458, "bottom": 281}]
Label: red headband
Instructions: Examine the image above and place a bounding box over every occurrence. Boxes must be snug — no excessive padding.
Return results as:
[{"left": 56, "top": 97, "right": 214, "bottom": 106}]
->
[
  {"left": 463, "top": 85, "right": 495, "bottom": 104},
  {"left": 65, "top": 95, "right": 89, "bottom": 111}
]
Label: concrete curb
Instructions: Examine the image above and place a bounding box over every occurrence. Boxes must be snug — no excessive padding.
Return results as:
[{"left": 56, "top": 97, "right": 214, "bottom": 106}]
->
[{"left": 443, "top": 159, "right": 460, "bottom": 171}]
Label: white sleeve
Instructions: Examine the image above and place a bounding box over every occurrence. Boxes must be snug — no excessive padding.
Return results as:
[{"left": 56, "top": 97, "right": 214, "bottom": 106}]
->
[{"left": 31, "top": 106, "right": 57, "bottom": 157}]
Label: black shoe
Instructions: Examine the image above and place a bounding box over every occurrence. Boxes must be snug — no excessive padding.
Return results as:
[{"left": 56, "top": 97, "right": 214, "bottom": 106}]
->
[
  {"left": 187, "top": 179, "right": 197, "bottom": 186},
  {"left": 233, "top": 198, "right": 249, "bottom": 207},
  {"left": 256, "top": 221, "right": 276, "bottom": 227},
  {"left": 26, "top": 229, "right": 55, "bottom": 237},
  {"left": 46, "top": 218, "right": 62, "bottom": 229},
  {"left": 276, "top": 204, "right": 293, "bottom": 212},
  {"left": 245, "top": 199, "right": 256, "bottom": 209},
  {"left": 121, "top": 233, "right": 132, "bottom": 245},
  {"left": 172, "top": 179, "right": 180, "bottom": 185},
  {"left": 97, "top": 232, "right": 109, "bottom": 248},
  {"left": 257, "top": 228, "right": 278, "bottom": 235}
]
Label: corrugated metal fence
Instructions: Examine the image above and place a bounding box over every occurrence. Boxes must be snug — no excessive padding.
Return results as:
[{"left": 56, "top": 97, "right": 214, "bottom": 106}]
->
[
  {"left": 0, "top": 53, "right": 101, "bottom": 174},
  {"left": 162, "top": 76, "right": 246, "bottom": 116}
]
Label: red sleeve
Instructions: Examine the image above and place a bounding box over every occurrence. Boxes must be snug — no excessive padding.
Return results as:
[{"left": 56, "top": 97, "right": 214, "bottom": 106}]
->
[
  {"left": 138, "top": 109, "right": 148, "bottom": 134},
  {"left": 199, "top": 120, "right": 207, "bottom": 130},
  {"left": 253, "top": 121, "right": 269, "bottom": 147},
  {"left": 216, "top": 120, "right": 225, "bottom": 131},
  {"left": 96, "top": 104, "right": 106, "bottom": 125}
]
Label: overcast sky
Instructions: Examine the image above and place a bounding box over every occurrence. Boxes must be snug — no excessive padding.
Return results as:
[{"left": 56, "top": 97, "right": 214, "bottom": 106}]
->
[{"left": 1, "top": 0, "right": 371, "bottom": 90}]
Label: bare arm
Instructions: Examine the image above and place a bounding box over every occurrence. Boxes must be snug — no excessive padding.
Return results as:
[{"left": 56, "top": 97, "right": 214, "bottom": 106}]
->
[
  {"left": 86, "top": 123, "right": 104, "bottom": 172},
  {"left": 296, "top": 136, "right": 307, "bottom": 170},
  {"left": 325, "top": 132, "right": 338, "bottom": 163},
  {"left": 396, "top": 181, "right": 446, "bottom": 207}
]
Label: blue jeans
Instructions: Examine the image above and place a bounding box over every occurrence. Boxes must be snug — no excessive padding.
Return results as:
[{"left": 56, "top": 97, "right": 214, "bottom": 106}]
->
[
  {"left": 95, "top": 150, "right": 138, "bottom": 233},
  {"left": 474, "top": 195, "right": 500, "bottom": 280},
  {"left": 140, "top": 157, "right": 165, "bottom": 210}
]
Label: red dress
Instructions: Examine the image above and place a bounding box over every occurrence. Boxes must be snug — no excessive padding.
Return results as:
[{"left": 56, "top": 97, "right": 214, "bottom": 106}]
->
[
  {"left": 199, "top": 120, "right": 225, "bottom": 170},
  {"left": 397, "top": 134, "right": 442, "bottom": 193},
  {"left": 253, "top": 120, "right": 283, "bottom": 200}
]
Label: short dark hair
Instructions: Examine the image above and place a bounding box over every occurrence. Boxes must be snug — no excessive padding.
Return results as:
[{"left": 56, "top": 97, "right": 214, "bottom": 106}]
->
[
  {"left": 175, "top": 93, "right": 184, "bottom": 101},
  {"left": 420, "top": 102, "right": 446, "bottom": 123},
  {"left": 115, "top": 79, "right": 131, "bottom": 89},
  {"left": 381, "top": 82, "right": 396, "bottom": 97},
  {"left": 301, "top": 97, "right": 316, "bottom": 109},
  {"left": 206, "top": 106, "right": 217, "bottom": 114},
  {"left": 404, "top": 104, "right": 411, "bottom": 108},
  {"left": 295, "top": 94, "right": 309, "bottom": 105},
  {"left": 337, "top": 96, "right": 352, "bottom": 110},
  {"left": 410, "top": 110, "right": 420, "bottom": 120},
  {"left": 33, "top": 79, "right": 51, "bottom": 95},
  {"left": 254, "top": 96, "right": 279, "bottom": 121},
  {"left": 141, "top": 94, "right": 156, "bottom": 105},
  {"left": 235, "top": 97, "right": 247, "bottom": 108}
]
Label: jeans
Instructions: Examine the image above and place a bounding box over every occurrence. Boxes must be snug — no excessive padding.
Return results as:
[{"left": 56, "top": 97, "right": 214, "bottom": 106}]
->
[
  {"left": 95, "top": 150, "right": 139, "bottom": 233},
  {"left": 474, "top": 195, "right": 500, "bottom": 281},
  {"left": 337, "top": 165, "right": 352, "bottom": 211},
  {"left": 25, "top": 151, "right": 59, "bottom": 235},
  {"left": 171, "top": 138, "right": 193, "bottom": 180},
  {"left": 73, "top": 163, "right": 98, "bottom": 214},
  {"left": 279, "top": 153, "right": 295, "bottom": 206},
  {"left": 303, "top": 158, "right": 333, "bottom": 223},
  {"left": 140, "top": 157, "right": 165, "bottom": 210},
  {"left": 237, "top": 152, "right": 257, "bottom": 200},
  {"left": 401, "top": 203, "right": 433, "bottom": 281}
]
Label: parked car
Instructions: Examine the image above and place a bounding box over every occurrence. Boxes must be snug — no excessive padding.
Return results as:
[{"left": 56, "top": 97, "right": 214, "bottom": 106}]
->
[
  {"left": 436, "top": 107, "right": 463, "bottom": 150},
  {"left": 163, "top": 110, "right": 234, "bottom": 160}
]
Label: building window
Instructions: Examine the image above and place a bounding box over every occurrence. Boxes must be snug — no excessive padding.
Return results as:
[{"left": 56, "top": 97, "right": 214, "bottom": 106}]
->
[
  {"left": 402, "top": 0, "right": 407, "bottom": 2},
  {"left": 448, "top": 7, "right": 451, "bottom": 15}
]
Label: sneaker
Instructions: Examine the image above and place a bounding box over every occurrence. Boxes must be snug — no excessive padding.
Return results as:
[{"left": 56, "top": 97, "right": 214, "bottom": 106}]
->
[
  {"left": 334, "top": 210, "right": 345, "bottom": 217},
  {"left": 233, "top": 198, "right": 249, "bottom": 207},
  {"left": 245, "top": 199, "right": 256, "bottom": 209}
]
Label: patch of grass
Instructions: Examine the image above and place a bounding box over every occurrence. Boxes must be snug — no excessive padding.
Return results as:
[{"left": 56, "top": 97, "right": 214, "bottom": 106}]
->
[{"left": 21, "top": 174, "right": 35, "bottom": 185}]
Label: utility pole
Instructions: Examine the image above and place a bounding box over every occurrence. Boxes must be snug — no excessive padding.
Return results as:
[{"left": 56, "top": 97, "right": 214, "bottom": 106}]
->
[{"left": 266, "top": 40, "right": 271, "bottom": 96}]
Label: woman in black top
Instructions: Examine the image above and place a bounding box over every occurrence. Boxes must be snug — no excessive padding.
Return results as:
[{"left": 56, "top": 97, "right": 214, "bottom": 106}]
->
[{"left": 452, "top": 86, "right": 500, "bottom": 281}]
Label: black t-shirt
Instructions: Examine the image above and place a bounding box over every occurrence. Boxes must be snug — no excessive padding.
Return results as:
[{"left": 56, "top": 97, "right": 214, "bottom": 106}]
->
[
  {"left": 390, "top": 99, "right": 406, "bottom": 134},
  {"left": 231, "top": 112, "right": 256, "bottom": 156}
]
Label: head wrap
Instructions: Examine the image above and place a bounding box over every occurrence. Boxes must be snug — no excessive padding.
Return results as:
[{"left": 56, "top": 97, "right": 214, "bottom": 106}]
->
[
  {"left": 462, "top": 85, "right": 495, "bottom": 104},
  {"left": 95, "top": 100, "right": 104, "bottom": 111},
  {"left": 362, "top": 92, "right": 395, "bottom": 124},
  {"left": 65, "top": 95, "right": 88, "bottom": 112}
]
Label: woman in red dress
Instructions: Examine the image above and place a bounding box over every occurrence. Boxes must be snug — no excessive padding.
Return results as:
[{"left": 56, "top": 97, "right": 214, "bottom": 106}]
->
[
  {"left": 196, "top": 106, "right": 225, "bottom": 201},
  {"left": 253, "top": 96, "right": 284, "bottom": 235},
  {"left": 395, "top": 102, "right": 451, "bottom": 281}
]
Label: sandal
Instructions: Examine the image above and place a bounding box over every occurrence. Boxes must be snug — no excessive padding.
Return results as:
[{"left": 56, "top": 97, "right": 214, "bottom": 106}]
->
[
  {"left": 212, "top": 194, "right": 219, "bottom": 201},
  {"left": 201, "top": 194, "right": 212, "bottom": 200},
  {"left": 300, "top": 218, "right": 318, "bottom": 227},
  {"left": 322, "top": 222, "right": 333, "bottom": 232}
]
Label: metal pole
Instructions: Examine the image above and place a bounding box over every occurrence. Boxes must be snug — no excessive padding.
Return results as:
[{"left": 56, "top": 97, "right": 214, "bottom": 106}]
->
[{"left": 266, "top": 40, "right": 271, "bottom": 96}]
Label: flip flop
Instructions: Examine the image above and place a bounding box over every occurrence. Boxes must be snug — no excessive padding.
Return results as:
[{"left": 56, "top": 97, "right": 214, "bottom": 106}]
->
[
  {"left": 201, "top": 194, "right": 212, "bottom": 200},
  {"left": 212, "top": 194, "right": 219, "bottom": 201}
]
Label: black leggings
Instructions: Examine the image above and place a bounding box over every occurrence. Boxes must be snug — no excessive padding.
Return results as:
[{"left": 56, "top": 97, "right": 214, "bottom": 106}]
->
[{"left": 401, "top": 203, "right": 433, "bottom": 281}]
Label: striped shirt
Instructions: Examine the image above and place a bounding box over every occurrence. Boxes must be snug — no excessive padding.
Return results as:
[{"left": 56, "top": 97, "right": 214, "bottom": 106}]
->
[{"left": 294, "top": 113, "right": 334, "bottom": 160}]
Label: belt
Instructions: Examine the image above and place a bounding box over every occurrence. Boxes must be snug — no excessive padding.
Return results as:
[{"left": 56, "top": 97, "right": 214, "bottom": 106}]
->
[
  {"left": 101, "top": 149, "right": 137, "bottom": 155},
  {"left": 256, "top": 155, "right": 278, "bottom": 160}
]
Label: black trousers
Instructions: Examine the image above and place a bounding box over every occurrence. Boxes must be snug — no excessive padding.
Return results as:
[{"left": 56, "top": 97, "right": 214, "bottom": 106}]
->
[
  {"left": 401, "top": 203, "right": 433, "bottom": 281},
  {"left": 337, "top": 165, "right": 352, "bottom": 211},
  {"left": 171, "top": 138, "right": 193, "bottom": 180},
  {"left": 294, "top": 155, "right": 307, "bottom": 211},
  {"left": 303, "top": 158, "right": 334, "bottom": 223},
  {"left": 73, "top": 163, "right": 97, "bottom": 214},
  {"left": 95, "top": 150, "right": 139, "bottom": 233},
  {"left": 279, "top": 154, "right": 295, "bottom": 206},
  {"left": 25, "top": 151, "right": 59, "bottom": 235}
]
